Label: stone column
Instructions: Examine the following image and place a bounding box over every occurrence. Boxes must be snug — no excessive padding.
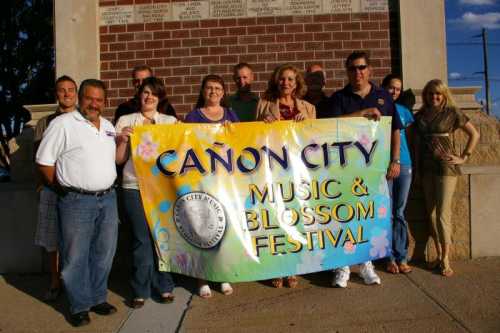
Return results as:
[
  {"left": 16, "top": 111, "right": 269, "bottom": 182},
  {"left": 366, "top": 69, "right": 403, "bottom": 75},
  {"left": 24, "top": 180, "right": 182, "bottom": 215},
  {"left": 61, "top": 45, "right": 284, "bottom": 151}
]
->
[
  {"left": 399, "top": 0, "right": 447, "bottom": 90},
  {"left": 54, "top": 0, "right": 100, "bottom": 84}
]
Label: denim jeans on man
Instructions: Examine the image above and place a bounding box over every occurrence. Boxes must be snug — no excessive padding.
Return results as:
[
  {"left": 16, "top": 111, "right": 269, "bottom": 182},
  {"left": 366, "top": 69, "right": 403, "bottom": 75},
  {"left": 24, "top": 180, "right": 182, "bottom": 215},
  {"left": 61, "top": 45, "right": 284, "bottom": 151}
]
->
[
  {"left": 58, "top": 190, "right": 118, "bottom": 314},
  {"left": 122, "top": 189, "right": 174, "bottom": 298},
  {"left": 388, "top": 165, "right": 412, "bottom": 263}
]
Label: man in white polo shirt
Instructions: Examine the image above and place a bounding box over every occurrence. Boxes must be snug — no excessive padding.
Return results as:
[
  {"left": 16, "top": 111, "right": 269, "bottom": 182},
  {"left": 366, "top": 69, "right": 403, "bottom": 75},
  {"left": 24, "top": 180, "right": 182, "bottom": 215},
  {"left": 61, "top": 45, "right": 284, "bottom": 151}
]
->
[{"left": 36, "top": 79, "right": 118, "bottom": 327}]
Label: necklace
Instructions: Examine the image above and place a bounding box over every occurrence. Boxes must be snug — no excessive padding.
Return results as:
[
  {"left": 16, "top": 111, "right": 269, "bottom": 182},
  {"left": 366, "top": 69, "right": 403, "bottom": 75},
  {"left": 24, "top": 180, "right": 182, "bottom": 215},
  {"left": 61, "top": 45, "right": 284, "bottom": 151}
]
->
[
  {"left": 202, "top": 106, "right": 224, "bottom": 121},
  {"left": 141, "top": 111, "right": 156, "bottom": 124}
]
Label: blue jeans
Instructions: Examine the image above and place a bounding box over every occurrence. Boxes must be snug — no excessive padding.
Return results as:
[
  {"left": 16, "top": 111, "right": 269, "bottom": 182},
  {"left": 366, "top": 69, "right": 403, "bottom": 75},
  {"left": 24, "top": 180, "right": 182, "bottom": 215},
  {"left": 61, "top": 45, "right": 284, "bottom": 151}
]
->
[
  {"left": 58, "top": 190, "right": 118, "bottom": 314},
  {"left": 388, "top": 165, "right": 412, "bottom": 264},
  {"left": 122, "top": 189, "right": 174, "bottom": 298},
  {"left": 0, "top": 166, "right": 9, "bottom": 177}
]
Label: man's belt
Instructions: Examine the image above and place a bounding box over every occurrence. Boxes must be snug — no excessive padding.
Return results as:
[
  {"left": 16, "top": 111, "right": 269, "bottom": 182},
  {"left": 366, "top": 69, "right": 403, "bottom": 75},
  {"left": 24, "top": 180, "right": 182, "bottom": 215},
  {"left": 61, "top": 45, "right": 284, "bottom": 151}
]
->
[{"left": 60, "top": 185, "right": 116, "bottom": 196}]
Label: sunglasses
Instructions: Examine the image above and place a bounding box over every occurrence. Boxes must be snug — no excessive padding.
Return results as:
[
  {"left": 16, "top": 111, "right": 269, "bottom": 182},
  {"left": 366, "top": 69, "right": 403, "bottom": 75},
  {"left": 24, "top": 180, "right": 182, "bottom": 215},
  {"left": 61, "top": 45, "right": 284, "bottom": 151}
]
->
[{"left": 348, "top": 65, "right": 368, "bottom": 72}]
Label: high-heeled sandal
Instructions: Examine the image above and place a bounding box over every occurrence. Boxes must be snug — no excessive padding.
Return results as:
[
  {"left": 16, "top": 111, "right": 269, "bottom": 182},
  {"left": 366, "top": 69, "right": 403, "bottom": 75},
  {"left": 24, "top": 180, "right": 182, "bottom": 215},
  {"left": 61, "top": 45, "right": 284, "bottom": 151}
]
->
[
  {"left": 160, "top": 292, "right": 175, "bottom": 303},
  {"left": 398, "top": 263, "right": 412, "bottom": 274},
  {"left": 131, "top": 298, "right": 145, "bottom": 309},
  {"left": 440, "top": 258, "right": 454, "bottom": 277},
  {"left": 386, "top": 261, "right": 399, "bottom": 274},
  {"left": 286, "top": 275, "right": 298, "bottom": 288},
  {"left": 441, "top": 266, "right": 454, "bottom": 277},
  {"left": 271, "top": 278, "right": 283, "bottom": 288}
]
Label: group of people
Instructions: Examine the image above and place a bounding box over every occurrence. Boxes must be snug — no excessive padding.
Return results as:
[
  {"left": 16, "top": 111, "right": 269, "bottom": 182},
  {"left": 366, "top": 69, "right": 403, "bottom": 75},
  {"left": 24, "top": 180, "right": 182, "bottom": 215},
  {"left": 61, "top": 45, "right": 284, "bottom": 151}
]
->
[{"left": 33, "top": 50, "right": 479, "bottom": 327}]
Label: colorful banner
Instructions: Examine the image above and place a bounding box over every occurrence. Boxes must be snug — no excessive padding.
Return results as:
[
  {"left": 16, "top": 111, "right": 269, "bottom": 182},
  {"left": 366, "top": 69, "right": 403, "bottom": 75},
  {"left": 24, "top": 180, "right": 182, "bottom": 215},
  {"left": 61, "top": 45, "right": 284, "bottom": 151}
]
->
[{"left": 131, "top": 118, "right": 392, "bottom": 282}]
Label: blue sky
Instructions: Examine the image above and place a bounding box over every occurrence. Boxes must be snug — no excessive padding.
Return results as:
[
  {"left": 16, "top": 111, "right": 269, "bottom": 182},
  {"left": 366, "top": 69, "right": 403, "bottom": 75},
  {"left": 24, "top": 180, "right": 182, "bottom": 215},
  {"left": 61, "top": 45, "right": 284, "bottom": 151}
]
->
[{"left": 445, "top": 0, "right": 500, "bottom": 117}]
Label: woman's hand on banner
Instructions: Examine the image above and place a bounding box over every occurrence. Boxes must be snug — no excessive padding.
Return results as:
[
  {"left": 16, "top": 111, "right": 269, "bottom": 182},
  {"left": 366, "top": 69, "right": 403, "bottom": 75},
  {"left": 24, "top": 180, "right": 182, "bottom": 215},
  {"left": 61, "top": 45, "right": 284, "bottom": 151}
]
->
[
  {"left": 293, "top": 113, "right": 306, "bottom": 122},
  {"left": 263, "top": 114, "right": 278, "bottom": 123},
  {"left": 116, "top": 126, "right": 134, "bottom": 144}
]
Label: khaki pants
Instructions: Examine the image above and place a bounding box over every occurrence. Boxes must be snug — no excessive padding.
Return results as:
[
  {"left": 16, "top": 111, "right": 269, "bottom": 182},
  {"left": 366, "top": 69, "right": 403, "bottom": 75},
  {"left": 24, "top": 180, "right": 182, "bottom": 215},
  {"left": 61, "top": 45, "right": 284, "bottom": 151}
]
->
[{"left": 421, "top": 174, "right": 458, "bottom": 246}]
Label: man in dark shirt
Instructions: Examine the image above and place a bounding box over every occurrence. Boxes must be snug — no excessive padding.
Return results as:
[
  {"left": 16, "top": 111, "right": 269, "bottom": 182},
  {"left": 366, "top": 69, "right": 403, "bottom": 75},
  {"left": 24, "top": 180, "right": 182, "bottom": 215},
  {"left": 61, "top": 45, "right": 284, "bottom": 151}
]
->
[
  {"left": 113, "top": 65, "right": 176, "bottom": 123},
  {"left": 228, "top": 62, "right": 259, "bottom": 122},
  {"left": 323, "top": 51, "right": 402, "bottom": 289},
  {"left": 304, "top": 63, "right": 329, "bottom": 117}
]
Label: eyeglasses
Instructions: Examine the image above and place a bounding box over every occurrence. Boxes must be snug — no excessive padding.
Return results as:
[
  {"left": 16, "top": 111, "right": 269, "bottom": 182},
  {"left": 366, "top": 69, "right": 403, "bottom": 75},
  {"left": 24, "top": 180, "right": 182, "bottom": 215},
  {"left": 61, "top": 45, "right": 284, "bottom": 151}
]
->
[
  {"left": 347, "top": 65, "right": 368, "bottom": 72},
  {"left": 204, "top": 86, "right": 223, "bottom": 92}
]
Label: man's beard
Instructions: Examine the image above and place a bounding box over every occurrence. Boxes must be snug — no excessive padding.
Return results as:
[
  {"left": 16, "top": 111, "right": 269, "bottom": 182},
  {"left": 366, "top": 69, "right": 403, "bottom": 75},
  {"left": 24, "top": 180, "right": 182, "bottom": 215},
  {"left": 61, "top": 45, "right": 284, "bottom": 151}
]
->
[
  {"left": 238, "top": 85, "right": 251, "bottom": 93},
  {"left": 82, "top": 107, "right": 101, "bottom": 120}
]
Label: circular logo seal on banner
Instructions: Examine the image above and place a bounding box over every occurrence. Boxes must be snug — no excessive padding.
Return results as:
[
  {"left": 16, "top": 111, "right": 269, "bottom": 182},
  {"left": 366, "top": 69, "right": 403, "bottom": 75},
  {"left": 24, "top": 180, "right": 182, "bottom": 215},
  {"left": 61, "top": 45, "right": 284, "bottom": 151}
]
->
[{"left": 173, "top": 192, "right": 227, "bottom": 249}]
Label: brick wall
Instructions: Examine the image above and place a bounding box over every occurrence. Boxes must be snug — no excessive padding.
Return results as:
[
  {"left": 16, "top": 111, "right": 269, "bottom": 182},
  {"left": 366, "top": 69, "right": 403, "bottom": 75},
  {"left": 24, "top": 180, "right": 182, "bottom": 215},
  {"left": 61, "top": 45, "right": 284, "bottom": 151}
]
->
[{"left": 99, "top": 0, "right": 395, "bottom": 117}]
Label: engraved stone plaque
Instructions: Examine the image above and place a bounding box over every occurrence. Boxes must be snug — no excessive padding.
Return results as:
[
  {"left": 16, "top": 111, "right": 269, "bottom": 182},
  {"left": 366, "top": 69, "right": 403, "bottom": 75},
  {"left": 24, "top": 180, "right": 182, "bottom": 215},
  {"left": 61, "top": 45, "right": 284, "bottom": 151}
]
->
[
  {"left": 99, "top": 0, "right": 388, "bottom": 26},
  {"left": 323, "top": 0, "right": 360, "bottom": 13},
  {"left": 247, "top": 0, "right": 283, "bottom": 17},
  {"left": 210, "top": 0, "right": 246, "bottom": 18},
  {"left": 172, "top": 0, "right": 210, "bottom": 21},
  {"left": 134, "top": 3, "right": 172, "bottom": 23},
  {"left": 361, "top": 0, "right": 388, "bottom": 12},
  {"left": 100, "top": 5, "right": 134, "bottom": 26},
  {"left": 283, "top": 0, "right": 322, "bottom": 16}
]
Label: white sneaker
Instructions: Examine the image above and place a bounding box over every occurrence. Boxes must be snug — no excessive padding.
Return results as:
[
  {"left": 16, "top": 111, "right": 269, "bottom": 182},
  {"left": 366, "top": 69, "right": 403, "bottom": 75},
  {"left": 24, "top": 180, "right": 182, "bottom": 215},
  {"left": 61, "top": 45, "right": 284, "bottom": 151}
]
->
[
  {"left": 333, "top": 266, "right": 350, "bottom": 288},
  {"left": 359, "top": 261, "right": 381, "bottom": 285}
]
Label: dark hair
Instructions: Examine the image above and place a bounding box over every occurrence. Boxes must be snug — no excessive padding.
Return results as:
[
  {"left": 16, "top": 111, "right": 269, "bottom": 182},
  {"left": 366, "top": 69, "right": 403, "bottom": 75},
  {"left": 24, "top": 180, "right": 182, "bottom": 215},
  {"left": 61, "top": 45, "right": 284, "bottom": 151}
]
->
[
  {"left": 382, "top": 73, "right": 402, "bottom": 89},
  {"left": 345, "top": 51, "right": 371, "bottom": 68},
  {"left": 138, "top": 77, "right": 166, "bottom": 101},
  {"left": 132, "top": 65, "right": 153, "bottom": 78},
  {"left": 55, "top": 75, "right": 77, "bottom": 90},
  {"left": 264, "top": 63, "right": 307, "bottom": 100},
  {"left": 78, "top": 79, "right": 107, "bottom": 100},
  {"left": 233, "top": 62, "right": 253, "bottom": 74},
  {"left": 195, "top": 75, "right": 228, "bottom": 108}
]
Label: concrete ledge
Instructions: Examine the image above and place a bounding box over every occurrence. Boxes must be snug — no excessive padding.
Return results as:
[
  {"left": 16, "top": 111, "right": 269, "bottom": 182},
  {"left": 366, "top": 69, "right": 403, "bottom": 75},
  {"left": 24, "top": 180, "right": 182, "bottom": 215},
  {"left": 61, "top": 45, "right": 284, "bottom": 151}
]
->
[
  {"left": 0, "top": 187, "right": 42, "bottom": 273},
  {"left": 469, "top": 170, "right": 500, "bottom": 258},
  {"left": 460, "top": 165, "right": 500, "bottom": 175}
]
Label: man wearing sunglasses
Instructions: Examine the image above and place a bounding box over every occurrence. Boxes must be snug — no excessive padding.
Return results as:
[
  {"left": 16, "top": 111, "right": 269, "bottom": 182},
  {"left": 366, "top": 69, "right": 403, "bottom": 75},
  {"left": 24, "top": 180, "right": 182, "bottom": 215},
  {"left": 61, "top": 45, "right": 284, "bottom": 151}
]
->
[
  {"left": 113, "top": 65, "right": 176, "bottom": 123},
  {"left": 321, "top": 51, "right": 403, "bottom": 289}
]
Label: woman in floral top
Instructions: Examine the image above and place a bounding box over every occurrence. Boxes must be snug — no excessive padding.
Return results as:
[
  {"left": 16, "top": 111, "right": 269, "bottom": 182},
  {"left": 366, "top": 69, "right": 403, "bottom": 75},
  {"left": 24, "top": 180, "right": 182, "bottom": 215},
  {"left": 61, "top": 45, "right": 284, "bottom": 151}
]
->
[{"left": 414, "top": 79, "right": 479, "bottom": 277}]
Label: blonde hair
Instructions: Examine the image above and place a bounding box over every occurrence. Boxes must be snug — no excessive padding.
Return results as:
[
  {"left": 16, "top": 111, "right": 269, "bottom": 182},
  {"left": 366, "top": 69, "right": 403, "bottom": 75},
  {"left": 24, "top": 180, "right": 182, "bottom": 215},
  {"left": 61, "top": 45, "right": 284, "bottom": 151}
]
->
[
  {"left": 421, "top": 79, "right": 456, "bottom": 110},
  {"left": 264, "top": 64, "right": 307, "bottom": 100}
]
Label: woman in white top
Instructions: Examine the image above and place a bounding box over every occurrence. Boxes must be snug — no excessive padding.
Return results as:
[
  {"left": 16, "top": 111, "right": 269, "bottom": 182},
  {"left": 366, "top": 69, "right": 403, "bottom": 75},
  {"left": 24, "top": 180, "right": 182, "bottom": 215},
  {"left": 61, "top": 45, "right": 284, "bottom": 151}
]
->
[{"left": 115, "top": 77, "right": 177, "bottom": 308}]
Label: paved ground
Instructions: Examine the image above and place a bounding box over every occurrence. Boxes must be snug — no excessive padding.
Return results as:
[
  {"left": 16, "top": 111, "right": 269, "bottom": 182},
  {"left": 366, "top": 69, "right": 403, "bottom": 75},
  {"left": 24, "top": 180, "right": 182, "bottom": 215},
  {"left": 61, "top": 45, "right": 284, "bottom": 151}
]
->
[{"left": 1, "top": 258, "right": 499, "bottom": 333}]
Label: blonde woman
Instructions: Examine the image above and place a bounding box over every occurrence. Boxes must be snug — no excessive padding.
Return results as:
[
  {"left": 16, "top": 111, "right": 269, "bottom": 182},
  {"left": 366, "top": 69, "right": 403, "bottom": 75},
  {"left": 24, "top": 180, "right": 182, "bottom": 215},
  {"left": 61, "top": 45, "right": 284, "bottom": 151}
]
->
[
  {"left": 256, "top": 63, "right": 315, "bottom": 122},
  {"left": 415, "top": 79, "right": 479, "bottom": 277},
  {"left": 256, "top": 64, "right": 316, "bottom": 288}
]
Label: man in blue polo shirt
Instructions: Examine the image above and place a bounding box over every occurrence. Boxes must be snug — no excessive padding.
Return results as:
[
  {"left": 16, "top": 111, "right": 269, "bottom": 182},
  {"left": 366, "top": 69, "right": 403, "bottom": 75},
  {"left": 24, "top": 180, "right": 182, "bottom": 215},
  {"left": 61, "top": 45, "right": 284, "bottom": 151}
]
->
[{"left": 321, "top": 51, "right": 402, "bottom": 288}]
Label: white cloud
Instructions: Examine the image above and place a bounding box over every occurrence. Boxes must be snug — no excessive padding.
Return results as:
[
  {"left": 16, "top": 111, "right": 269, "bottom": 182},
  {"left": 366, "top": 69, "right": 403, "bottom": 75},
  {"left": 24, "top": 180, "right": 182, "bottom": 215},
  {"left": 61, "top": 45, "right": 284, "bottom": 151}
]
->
[
  {"left": 449, "top": 72, "right": 463, "bottom": 79},
  {"left": 459, "top": 0, "right": 496, "bottom": 5},
  {"left": 453, "top": 12, "right": 500, "bottom": 29}
]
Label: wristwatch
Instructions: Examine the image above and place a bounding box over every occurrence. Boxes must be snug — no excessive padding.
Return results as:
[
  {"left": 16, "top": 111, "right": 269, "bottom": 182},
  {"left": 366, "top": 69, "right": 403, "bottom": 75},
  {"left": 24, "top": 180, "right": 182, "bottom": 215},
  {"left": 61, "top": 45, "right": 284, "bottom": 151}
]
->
[{"left": 391, "top": 159, "right": 401, "bottom": 164}]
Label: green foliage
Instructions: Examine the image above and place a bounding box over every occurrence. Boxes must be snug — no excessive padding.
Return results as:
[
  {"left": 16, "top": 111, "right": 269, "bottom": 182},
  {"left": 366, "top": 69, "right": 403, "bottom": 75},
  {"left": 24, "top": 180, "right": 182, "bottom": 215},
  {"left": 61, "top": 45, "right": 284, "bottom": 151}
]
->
[{"left": 0, "top": 0, "right": 54, "bottom": 108}]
